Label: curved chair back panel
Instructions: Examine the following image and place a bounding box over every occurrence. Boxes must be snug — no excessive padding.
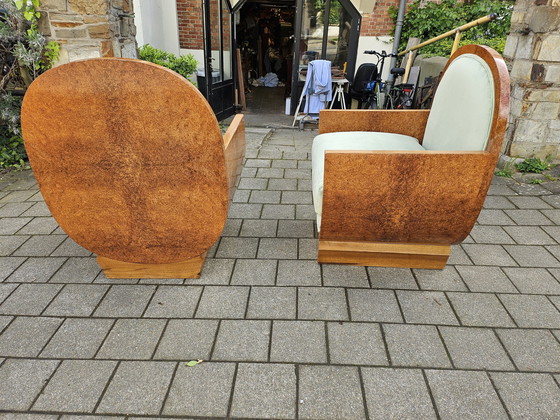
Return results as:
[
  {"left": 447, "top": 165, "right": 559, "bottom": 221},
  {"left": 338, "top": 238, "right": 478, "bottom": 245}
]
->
[
  {"left": 349, "top": 63, "right": 378, "bottom": 95},
  {"left": 422, "top": 53, "right": 494, "bottom": 152},
  {"left": 21, "top": 58, "right": 229, "bottom": 264}
]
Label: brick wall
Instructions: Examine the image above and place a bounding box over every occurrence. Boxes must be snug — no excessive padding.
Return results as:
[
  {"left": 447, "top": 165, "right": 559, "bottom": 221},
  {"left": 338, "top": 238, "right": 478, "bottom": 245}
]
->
[
  {"left": 360, "top": 0, "right": 415, "bottom": 37},
  {"left": 177, "top": 0, "right": 204, "bottom": 49}
]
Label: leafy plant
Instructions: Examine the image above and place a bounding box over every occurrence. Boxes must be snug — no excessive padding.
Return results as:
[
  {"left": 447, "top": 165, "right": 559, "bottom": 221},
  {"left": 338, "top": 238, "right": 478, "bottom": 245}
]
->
[
  {"left": 389, "top": 0, "right": 514, "bottom": 56},
  {"left": 530, "top": 178, "right": 544, "bottom": 185},
  {"left": 495, "top": 169, "right": 512, "bottom": 178},
  {"left": 138, "top": 44, "right": 197, "bottom": 79},
  {"left": 0, "top": 127, "right": 27, "bottom": 169},
  {"left": 515, "top": 157, "right": 551, "bottom": 174}
]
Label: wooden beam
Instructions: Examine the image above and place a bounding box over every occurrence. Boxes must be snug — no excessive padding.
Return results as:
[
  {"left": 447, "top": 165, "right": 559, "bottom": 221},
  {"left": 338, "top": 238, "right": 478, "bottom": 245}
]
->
[
  {"left": 318, "top": 240, "right": 450, "bottom": 269},
  {"left": 97, "top": 254, "right": 206, "bottom": 279}
]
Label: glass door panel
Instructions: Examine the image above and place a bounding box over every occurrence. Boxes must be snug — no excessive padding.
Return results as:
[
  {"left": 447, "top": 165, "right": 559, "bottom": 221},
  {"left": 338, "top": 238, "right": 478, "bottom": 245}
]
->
[{"left": 299, "top": 0, "right": 325, "bottom": 66}]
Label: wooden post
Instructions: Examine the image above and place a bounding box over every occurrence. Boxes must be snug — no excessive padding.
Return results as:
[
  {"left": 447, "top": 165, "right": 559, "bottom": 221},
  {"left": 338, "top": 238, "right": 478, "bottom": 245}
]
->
[{"left": 451, "top": 31, "right": 463, "bottom": 55}]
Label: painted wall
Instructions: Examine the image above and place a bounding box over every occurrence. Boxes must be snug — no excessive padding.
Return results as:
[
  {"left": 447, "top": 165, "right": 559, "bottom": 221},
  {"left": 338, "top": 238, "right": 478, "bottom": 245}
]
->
[
  {"left": 355, "top": 36, "right": 394, "bottom": 80},
  {"left": 133, "top": 0, "right": 180, "bottom": 55}
]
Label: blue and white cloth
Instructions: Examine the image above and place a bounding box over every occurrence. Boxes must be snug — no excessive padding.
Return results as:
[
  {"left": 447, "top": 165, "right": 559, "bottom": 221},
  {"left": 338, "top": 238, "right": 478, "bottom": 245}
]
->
[{"left": 303, "top": 60, "right": 332, "bottom": 115}]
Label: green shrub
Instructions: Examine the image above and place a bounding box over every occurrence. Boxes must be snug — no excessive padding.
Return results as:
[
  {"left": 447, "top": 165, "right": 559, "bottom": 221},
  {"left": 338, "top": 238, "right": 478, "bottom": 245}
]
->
[
  {"left": 389, "top": 0, "right": 514, "bottom": 56},
  {"left": 138, "top": 44, "right": 197, "bottom": 79},
  {"left": 515, "top": 157, "right": 551, "bottom": 174}
]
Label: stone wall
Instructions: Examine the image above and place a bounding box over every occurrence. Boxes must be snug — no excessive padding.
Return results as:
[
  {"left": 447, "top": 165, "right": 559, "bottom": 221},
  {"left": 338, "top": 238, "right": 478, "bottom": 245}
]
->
[
  {"left": 38, "top": 0, "right": 138, "bottom": 64},
  {"left": 503, "top": 0, "right": 560, "bottom": 158}
]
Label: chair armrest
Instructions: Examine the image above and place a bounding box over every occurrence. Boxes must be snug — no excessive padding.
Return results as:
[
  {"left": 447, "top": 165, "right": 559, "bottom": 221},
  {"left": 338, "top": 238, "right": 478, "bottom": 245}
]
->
[
  {"left": 320, "top": 150, "right": 496, "bottom": 244},
  {"left": 318, "top": 109, "right": 430, "bottom": 141},
  {"left": 223, "top": 114, "right": 246, "bottom": 201}
]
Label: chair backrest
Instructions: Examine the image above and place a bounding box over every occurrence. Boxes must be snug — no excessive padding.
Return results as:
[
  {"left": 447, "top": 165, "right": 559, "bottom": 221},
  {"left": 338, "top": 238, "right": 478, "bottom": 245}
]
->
[
  {"left": 350, "top": 63, "right": 378, "bottom": 94},
  {"left": 422, "top": 45, "right": 506, "bottom": 153},
  {"left": 21, "top": 58, "right": 230, "bottom": 264}
]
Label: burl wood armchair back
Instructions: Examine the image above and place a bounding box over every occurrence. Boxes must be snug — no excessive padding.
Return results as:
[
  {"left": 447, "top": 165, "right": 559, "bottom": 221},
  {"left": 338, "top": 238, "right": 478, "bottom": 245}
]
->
[{"left": 21, "top": 58, "right": 245, "bottom": 278}]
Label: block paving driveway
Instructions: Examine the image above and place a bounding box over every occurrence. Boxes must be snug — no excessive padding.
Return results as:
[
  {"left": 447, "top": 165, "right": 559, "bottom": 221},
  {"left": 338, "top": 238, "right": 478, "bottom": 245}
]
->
[{"left": 1, "top": 127, "right": 560, "bottom": 419}]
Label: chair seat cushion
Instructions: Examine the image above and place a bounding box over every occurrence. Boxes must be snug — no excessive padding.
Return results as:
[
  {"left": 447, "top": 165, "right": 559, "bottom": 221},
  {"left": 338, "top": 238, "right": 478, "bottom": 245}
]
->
[{"left": 312, "top": 131, "right": 425, "bottom": 227}]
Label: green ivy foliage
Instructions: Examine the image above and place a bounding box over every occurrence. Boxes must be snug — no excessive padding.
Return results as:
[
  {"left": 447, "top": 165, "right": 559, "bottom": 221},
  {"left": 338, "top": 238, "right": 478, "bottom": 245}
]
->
[
  {"left": 389, "top": 0, "right": 514, "bottom": 56},
  {"left": 138, "top": 44, "right": 198, "bottom": 79}
]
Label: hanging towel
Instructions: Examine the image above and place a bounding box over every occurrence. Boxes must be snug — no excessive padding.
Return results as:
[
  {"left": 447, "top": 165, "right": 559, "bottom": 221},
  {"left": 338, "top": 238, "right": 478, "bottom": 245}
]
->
[{"left": 303, "top": 60, "right": 332, "bottom": 115}]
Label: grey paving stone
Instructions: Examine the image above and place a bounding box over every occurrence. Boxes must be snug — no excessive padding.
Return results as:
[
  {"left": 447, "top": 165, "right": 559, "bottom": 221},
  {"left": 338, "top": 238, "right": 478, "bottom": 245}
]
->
[
  {"left": 448, "top": 245, "right": 474, "bottom": 264},
  {"left": 0, "top": 236, "right": 28, "bottom": 256},
  {"left": 504, "top": 245, "right": 560, "bottom": 267},
  {"left": 487, "top": 184, "right": 517, "bottom": 195},
  {"left": 0, "top": 190, "right": 36, "bottom": 203},
  {"left": 0, "top": 414, "right": 59, "bottom": 420},
  {"left": 397, "top": 290, "right": 459, "bottom": 325},
  {"left": 49, "top": 257, "right": 101, "bottom": 283},
  {"left": 543, "top": 226, "right": 560, "bottom": 243},
  {"left": 0, "top": 283, "right": 62, "bottom": 315},
  {"left": 237, "top": 177, "right": 268, "bottom": 190},
  {"left": 16, "top": 217, "right": 58, "bottom": 235},
  {"left": 283, "top": 150, "right": 309, "bottom": 160},
  {"left": 93, "top": 285, "right": 155, "bottom": 317},
  {"left": 543, "top": 194, "right": 560, "bottom": 208},
  {"left": 447, "top": 292, "right": 515, "bottom": 327},
  {"left": 0, "top": 316, "right": 11, "bottom": 332},
  {"left": 0, "top": 284, "right": 17, "bottom": 305},
  {"left": 232, "top": 188, "right": 250, "bottom": 203},
  {"left": 249, "top": 190, "right": 281, "bottom": 204},
  {"left": 503, "top": 267, "right": 560, "bottom": 294},
  {"left": 384, "top": 324, "right": 451, "bottom": 368},
  {"left": 0, "top": 316, "right": 62, "bottom": 356},
  {"left": 504, "top": 226, "right": 556, "bottom": 245},
  {"left": 195, "top": 286, "right": 249, "bottom": 319},
  {"left": 328, "top": 322, "right": 388, "bottom": 365},
  {"left": 97, "top": 361, "right": 176, "bottom": 415},
  {"left": 462, "top": 244, "right": 518, "bottom": 266},
  {"left": 414, "top": 267, "right": 468, "bottom": 291},
  {"left": 257, "top": 167, "right": 285, "bottom": 178},
  {"left": 497, "top": 329, "right": 560, "bottom": 372},
  {"left": 296, "top": 204, "right": 316, "bottom": 220},
  {"left": 267, "top": 178, "right": 298, "bottom": 191},
  {"left": 227, "top": 203, "right": 263, "bottom": 219},
  {"left": 426, "top": 370, "right": 508, "bottom": 420},
  {"left": 507, "top": 195, "right": 553, "bottom": 209},
  {"left": 469, "top": 225, "right": 515, "bottom": 244},
  {"left": 299, "top": 365, "right": 365, "bottom": 420},
  {"left": 191, "top": 258, "right": 234, "bottom": 285},
  {"left": 347, "top": 289, "right": 403, "bottom": 323},
  {"left": 277, "top": 260, "right": 321, "bottom": 285},
  {"left": 231, "top": 363, "right": 296, "bottom": 418},
  {"left": 240, "top": 219, "right": 277, "bottom": 237},
  {"left": 322, "top": 265, "right": 369, "bottom": 288},
  {"left": 455, "top": 266, "right": 518, "bottom": 293},
  {"left": 212, "top": 320, "right": 270, "bottom": 361},
  {"left": 440, "top": 326, "right": 514, "bottom": 370},
  {"left": 246, "top": 286, "right": 296, "bottom": 319},
  {"left": 245, "top": 158, "right": 271, "bottom": 168},
  {"left": 261, "top": 204, "right": 295, "bottom": 219},
  {"left": 272, "top": 159, "right": 298, "bottom": 169},
  {"left": 96, "top": 319, "right": 166, "bottom": 359},
  {"left": 154, "top": 319, "right": 219, "bottom": 360},
  {"left": 216, "top": 237, "right": 259, "bottom": 258},
  {"left": 270, "top": 320, "right": 327, "bottom": 363},
  {"left": 33, "top": 360, "right": 116, "bottom": 412},
  {"left": 542, "top": 209, "right": 560, "bottom": 224},
  {"left": 281, "top": 191, "right": 312, "bottom": 205},
  {"left": 476, "top": 209, "right": 516, "bottom": 225},
  {"left": 40, "top": 318, "right": 113, "bottom": 358},
  {"left": 163, "top": 362, "right": 235, "bottom": 417},
  {"left": 0, "top": 203, "right": 33, "bottom": 217},
  {"left": 361, "top": 367, "right": 437, "bottom": 420},
  {"left": 298, "top": 287, "right": 348, "bottom": 320},
  {"left": 0, "top": 358, "right": 59, "bottom": 410},
  {"left": 258, "top": 149, "right": 284, "bottom": 159},
  {"left": 545, "top": 245, "right": 560, "bottom": 262},
  {"left": 367, "top": 267, "right": 418, "bottom": 289},
  {"left": 12, "top": 235, "right": 65, "bottom": 257},
  {"left": 499, "top": 294, "right": 560, "bottom": 328},
  {"left": 5, "top": 257, "right": 66, "bottom": 283},
  {"left": 0, "top": 217, "right": 31, "bottom": 235},
  {"left": 483, "top": 195, "right": 516, "bottom": 209},
  {"left": 143, "top": 286, "right": 202, "bottom": 318},
  {"left": 298, "top": 238, "right": 318, "bottom": 260},
  {"left": 258, "top": 237, "right": 298, "bottom": 259},
  {"left": 20, "top": 201, "right": 51, "bottom": 217},
  {"left": 43, "top": 284, "right": 108, "bottom": 317},
  {"left": 277, "top": 219, "right": 315, "bottom": 238},
  {"left": 231, "top": 259, "right": 277, "bottom": 285},
  {"left": 48, "top": 236, "right": 90, "bottom": 257},
  {"left": 285, "top": 168, "right": 311, "bottom": 179},
  {"left": 490, "top": 372, "right": 560, "bottom": 419},
  {"left": 505, "top": 209, "right": 555, "bottom": 225}
]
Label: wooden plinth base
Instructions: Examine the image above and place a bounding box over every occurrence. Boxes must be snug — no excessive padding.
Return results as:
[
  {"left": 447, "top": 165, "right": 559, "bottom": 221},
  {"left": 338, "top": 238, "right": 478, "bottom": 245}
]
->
[
  {"left": 318, "top": 240, "right": 450, "bottom": 269},
  {"left": 97, "top": 254, "right": 206, "bottom": 279}
]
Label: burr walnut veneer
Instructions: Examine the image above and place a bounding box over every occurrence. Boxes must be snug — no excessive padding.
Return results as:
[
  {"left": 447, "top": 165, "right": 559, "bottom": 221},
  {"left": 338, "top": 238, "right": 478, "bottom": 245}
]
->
[
  {"left": 21, "top": 58, "right": 245, "bottom": 278},
  {"left": 313, "top": 45, "right": 510, "bottom": 269}
]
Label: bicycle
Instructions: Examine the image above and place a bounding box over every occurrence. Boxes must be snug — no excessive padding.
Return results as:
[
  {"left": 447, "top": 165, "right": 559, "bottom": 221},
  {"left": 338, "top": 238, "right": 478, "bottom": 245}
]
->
[{"left": 361, "top": 50, "right": 415, "bottom": 110}]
